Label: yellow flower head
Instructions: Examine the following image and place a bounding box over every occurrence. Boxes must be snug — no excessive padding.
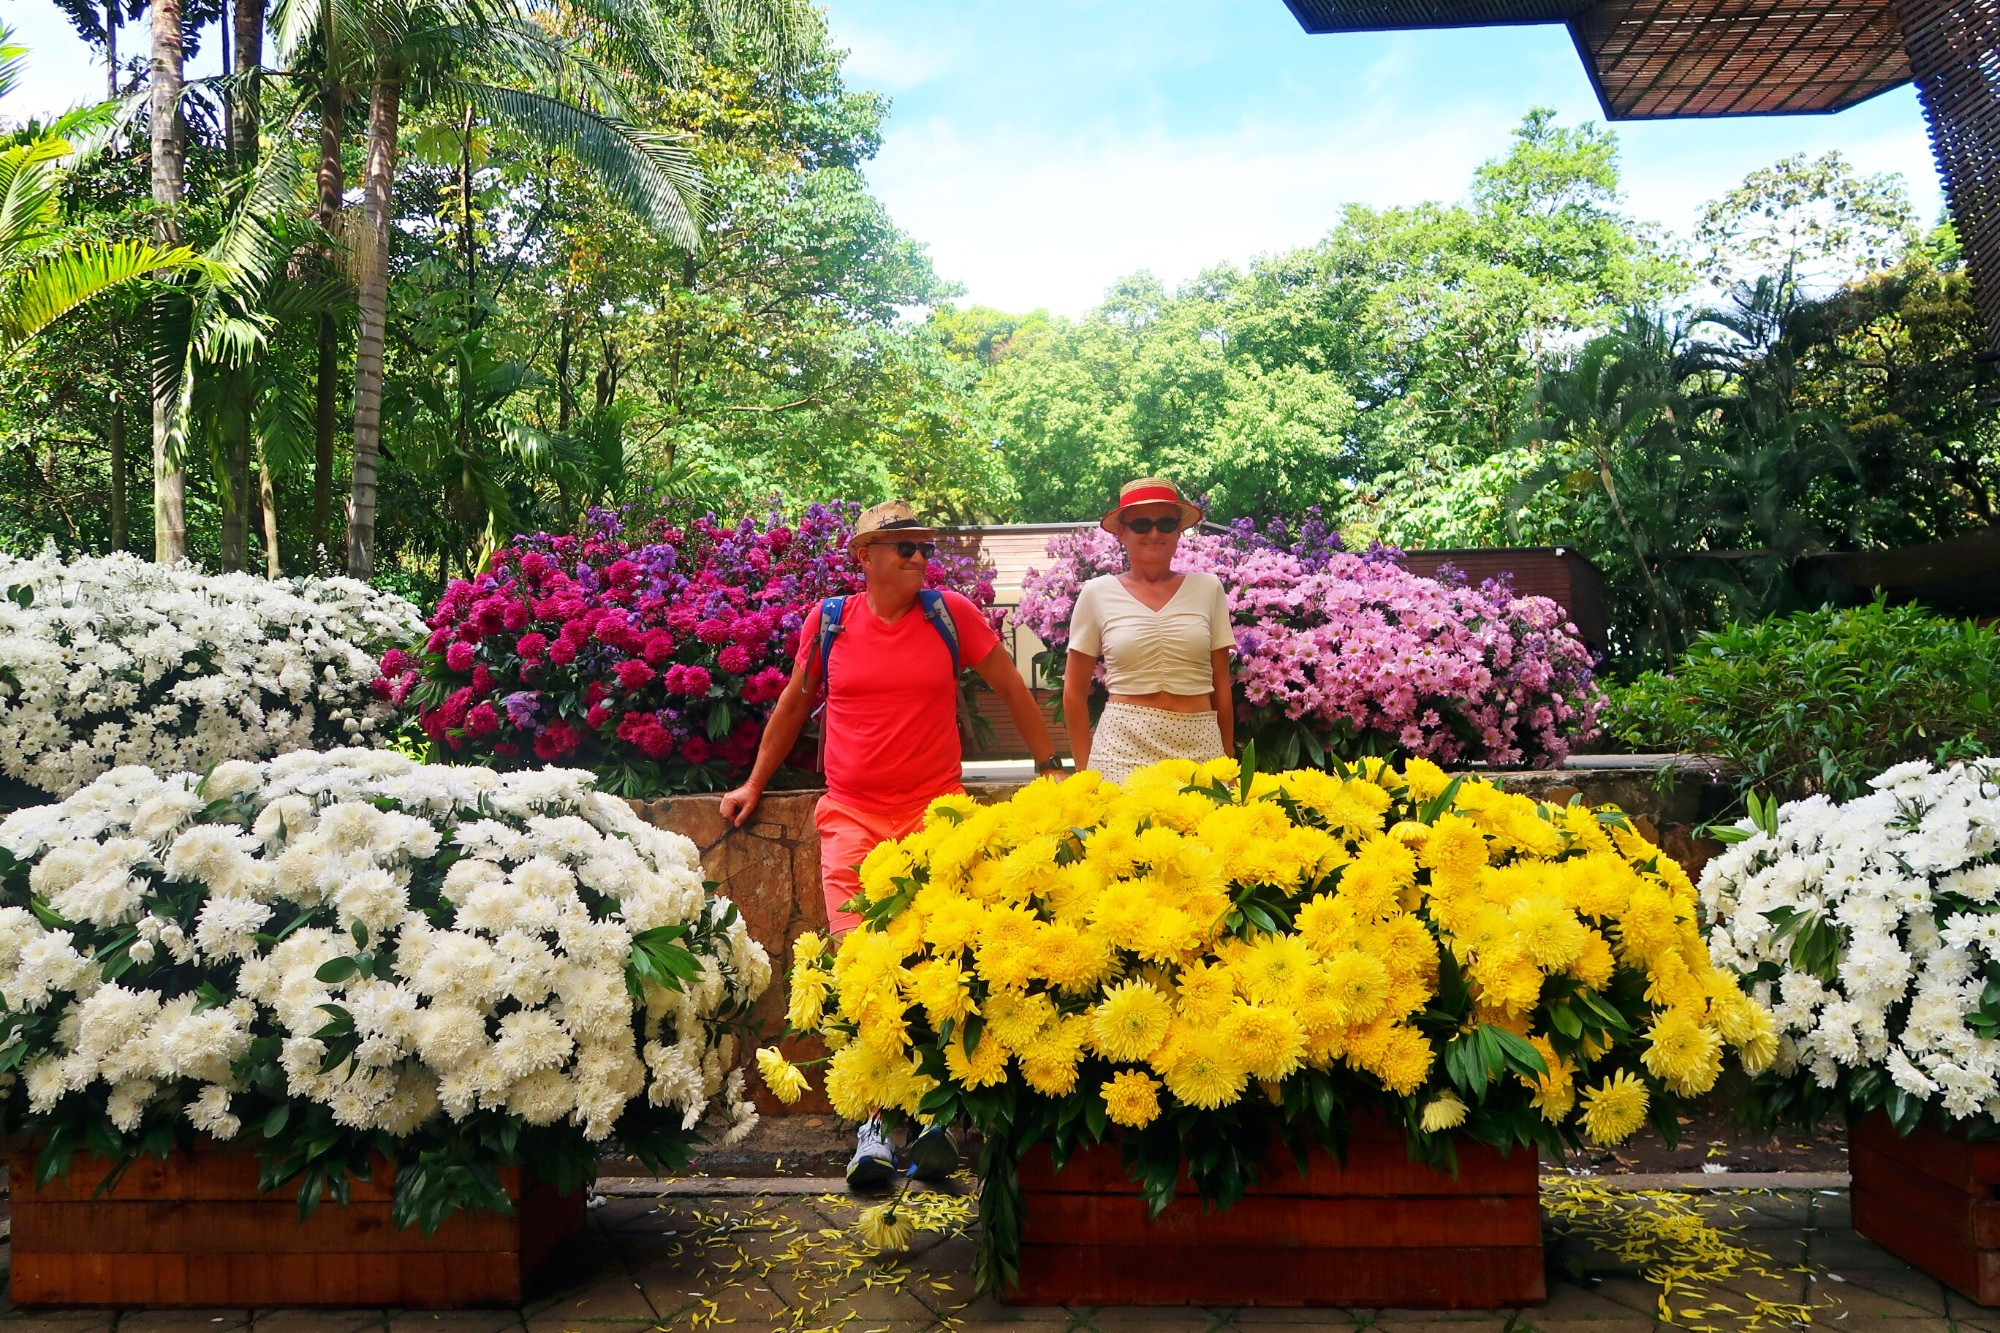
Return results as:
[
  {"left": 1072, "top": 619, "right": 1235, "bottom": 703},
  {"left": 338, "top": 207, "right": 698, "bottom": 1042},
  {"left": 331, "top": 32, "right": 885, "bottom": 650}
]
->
[
  {"left": 1020, "top": 1015, "right": 1091, "bottom": 1097},
  {"left": 793, "top": 931, "right": 827, "bottom": 965},
  {"left": 1159, "top": 1022, "right": 1248, "bottom": 1110},
  {"left": 908, "top": 957, "right": 976, "bottom": 1027},
  {"left": 1508, "top": 896, "right": 1589, "bottom": 970},
  {"left": 1173, "top": 959, "right": 1237, "bottom": 1025},
  {"left": 1092, "top": 978, "right": 1175, "bottom": 1062},
  {"left": 1322, "top": 949, "right": 1392, "bottom": 1025},
  {"left": 1101, "top": 1069, "right": 1163, "bottom": 1128},
  {"left": 1238, "top": 933, "right": 1319, "bottom": 1005},
  {"left": 856, "top": 1201, "right": 915, "bottom": 1254},
  {"left": 943, "top": 1028, "right": 1010, "bottom": 1089},
  {"left": 1419, "top": 1091, "right": 1469, "bottom": 1133},
  {"left": 787, "top": 963, "right": 832, "bottom": 1033},
  {"left": 1295, "top": 892, "right": 1359, "bottom": 956},
  {"left": 1641, "top": 1007, "right": 1724, "bottom": 1096},
  {"left": 755, "top": 1046, "right": 808, "bottom": 1105},
  {"left": 1579, "top": 1069, "right": 1650, "bottom": 1145},
  {"left": 1220, "top": 1002, "right": 1306, "bottom": 1081}
]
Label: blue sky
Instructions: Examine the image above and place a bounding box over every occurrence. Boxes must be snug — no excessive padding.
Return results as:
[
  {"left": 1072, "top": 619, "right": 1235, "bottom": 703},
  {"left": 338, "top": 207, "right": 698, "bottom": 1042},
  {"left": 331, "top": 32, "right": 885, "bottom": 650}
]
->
[
  {"left": 820, "top": 0, "right": 1944, "bottom": 314},
  {"left": 2, "top": 0, "right": 1946, "bottom": 316}
]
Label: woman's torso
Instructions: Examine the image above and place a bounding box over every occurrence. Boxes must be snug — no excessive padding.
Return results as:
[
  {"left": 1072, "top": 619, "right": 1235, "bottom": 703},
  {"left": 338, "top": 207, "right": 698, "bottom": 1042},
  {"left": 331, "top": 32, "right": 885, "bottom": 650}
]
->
[{"left": 1073, "top": 571, "right": 1229, "bottom": 709}]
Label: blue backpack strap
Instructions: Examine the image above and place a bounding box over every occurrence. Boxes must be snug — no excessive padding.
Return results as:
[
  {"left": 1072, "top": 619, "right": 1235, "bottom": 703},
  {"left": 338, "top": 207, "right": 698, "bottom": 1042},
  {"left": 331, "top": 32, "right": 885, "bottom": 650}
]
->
[
  {"left": 918, "top": 589, "right": 961, "bottom": 671},
  {"left": 814, "top": 596, "right": 847, "bottom": 687}
]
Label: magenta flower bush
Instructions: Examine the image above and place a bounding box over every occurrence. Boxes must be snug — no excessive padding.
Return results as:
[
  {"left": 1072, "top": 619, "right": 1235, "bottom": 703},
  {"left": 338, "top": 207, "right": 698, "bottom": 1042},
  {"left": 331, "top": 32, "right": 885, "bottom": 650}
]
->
[
  {"left": 378, "top": 505, "right": 998, "bottom": 795},
  {"left": 1017, "top": 516, "right": 1600, "bottom": 768}
]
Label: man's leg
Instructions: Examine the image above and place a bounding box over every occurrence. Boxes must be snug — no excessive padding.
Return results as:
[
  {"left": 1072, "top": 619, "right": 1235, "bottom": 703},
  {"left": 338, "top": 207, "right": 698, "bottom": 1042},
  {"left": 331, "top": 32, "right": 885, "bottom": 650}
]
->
[{"left": 814, "top": 795, "right": 898, "bottom": 1189}]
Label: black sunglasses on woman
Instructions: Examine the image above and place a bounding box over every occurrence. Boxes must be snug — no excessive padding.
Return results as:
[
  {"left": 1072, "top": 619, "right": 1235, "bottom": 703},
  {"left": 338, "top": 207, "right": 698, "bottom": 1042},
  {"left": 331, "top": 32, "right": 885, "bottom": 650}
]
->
[{"left": 1121, "top": 516, "right": 1181, "bottom": 535}]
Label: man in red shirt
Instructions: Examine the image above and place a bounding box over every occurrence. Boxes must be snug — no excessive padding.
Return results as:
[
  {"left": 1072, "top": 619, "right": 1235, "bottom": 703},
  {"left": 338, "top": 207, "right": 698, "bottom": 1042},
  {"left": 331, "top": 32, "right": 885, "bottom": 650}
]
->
[{"left": 720, "top": 500, "right": 1061, "bottom": 1187}]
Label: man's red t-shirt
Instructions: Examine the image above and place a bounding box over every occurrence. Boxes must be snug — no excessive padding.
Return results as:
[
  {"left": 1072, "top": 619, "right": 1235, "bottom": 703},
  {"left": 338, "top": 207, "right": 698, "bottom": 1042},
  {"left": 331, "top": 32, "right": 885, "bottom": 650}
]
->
[{"left": 795, "top": 590, "right": 1000, "bottom": 813}]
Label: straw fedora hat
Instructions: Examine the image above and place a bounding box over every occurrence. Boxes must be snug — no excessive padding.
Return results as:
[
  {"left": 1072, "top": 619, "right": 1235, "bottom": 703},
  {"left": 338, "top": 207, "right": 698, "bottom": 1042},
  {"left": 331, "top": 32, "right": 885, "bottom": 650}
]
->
[
  {"left": 849, "top": 499, "right": 941, "bottom": 555},
  {"left": 1099, "top": 477, "right": 1204, "bottom": 534}
]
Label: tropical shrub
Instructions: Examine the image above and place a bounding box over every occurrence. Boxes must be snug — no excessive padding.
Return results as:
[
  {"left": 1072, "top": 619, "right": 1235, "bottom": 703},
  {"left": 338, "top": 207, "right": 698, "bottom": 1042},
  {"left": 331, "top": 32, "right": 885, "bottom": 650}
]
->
[
  {"left": 760, "top": 757, "right": 1775, "bottom": 1287},
  {"left": 378, "top": 506, "right": 998, "bottom": 796},
  {"left": 1015, "top": 519, "right": 1600, "bottom": 768},
  {"left": 0, "top": 748, "right": 768, "bottom": 1227},
  {"left": 0, "top": 550, "right": 423, "bottom": 799},
  {"left": 1604, "top": 601, "right": 2000, "bottom": 804},
  {"left": 1703, "top": 760, "right": 2000, "bottom": 1134}
]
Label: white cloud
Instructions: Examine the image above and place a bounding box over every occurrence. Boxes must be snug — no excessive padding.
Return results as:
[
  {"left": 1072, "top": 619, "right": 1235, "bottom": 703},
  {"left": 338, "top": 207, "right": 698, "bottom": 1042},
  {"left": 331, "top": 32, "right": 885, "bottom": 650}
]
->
[{"left": 867, "top": 106, "right": 1515, "bottom": 315}]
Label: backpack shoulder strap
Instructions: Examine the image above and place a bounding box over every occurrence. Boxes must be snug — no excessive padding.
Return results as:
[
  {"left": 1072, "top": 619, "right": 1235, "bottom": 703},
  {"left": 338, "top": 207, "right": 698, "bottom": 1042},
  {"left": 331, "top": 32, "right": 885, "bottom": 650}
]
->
[
  {"left": 815, "top": 596, "right": 847, "bottom": 686},
  {"left": 917, "top": 589, "right": 961, "bottom": 671}
]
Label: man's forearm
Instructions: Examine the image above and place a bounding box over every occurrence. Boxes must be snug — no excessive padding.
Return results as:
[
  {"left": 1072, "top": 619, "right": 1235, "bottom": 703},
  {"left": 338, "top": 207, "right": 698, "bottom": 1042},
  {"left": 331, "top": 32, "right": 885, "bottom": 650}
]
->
[{"left": 744, "top": 691, "right": 810, "bottom": 792}]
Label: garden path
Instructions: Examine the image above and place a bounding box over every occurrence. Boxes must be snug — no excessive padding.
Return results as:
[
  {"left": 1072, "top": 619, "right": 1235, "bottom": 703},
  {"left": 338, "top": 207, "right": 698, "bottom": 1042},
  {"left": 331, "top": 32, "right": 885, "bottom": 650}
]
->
[{"left": 0, "top": 1177, "right": 1985, "bottom": 1333}]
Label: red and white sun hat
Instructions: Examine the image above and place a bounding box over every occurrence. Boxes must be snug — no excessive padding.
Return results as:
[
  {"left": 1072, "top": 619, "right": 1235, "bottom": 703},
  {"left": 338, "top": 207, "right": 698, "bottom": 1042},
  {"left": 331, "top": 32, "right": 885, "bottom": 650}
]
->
[{"left": 1099, "top": 477, "right": 1203, "bottom": 534}]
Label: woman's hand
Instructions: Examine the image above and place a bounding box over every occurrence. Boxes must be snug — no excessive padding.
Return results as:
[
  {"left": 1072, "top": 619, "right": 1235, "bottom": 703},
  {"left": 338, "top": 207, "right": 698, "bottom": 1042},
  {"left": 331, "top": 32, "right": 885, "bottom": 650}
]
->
[{"left": 1063, "top": 649, "right": 1097, "bottom": 773}]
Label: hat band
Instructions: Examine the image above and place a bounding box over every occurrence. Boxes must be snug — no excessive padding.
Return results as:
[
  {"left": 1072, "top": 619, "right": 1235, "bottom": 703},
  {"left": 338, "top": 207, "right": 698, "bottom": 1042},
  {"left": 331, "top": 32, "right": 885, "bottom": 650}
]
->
[
  {"left": 1117, "top": 485, "right": 1183, "bottom": 510},
  {"left": 872, "top": 518, "right": 929, "bottom": 532}
]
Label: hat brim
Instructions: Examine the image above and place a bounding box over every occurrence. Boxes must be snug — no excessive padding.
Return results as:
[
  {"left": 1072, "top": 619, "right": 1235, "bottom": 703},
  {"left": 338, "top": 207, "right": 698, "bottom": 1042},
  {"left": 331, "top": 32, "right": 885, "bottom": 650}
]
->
[
  {"left": 1099, "top": 499, "right": 1203, "bottom": 534},
  {"left": 850, "top": 526, "right": 941, "bottom": 555}
]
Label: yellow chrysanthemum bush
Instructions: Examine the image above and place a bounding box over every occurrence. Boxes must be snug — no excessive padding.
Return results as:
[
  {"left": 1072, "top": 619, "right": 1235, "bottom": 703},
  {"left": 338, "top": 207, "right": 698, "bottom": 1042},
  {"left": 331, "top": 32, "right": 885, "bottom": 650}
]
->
[{"left": 760, "top": 753, "right": 1776, "bottom": 1291}]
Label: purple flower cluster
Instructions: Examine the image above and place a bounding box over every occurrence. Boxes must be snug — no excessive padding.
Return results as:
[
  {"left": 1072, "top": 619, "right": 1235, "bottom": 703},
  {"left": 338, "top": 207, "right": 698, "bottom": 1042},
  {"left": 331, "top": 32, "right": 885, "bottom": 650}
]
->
[
  {"left": 1017, "top": 522, "right": 1600, "bottom": 768},
  {"left": 378, "top": 504, "right": 998, "bottom": 795}
]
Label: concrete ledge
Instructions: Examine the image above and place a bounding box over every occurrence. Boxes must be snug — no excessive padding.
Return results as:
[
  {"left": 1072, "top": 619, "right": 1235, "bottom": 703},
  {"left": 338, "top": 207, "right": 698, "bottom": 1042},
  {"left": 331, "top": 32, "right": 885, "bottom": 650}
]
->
[{"left": 594, "top": 1170, "right": 1851, "bottom": 1198}]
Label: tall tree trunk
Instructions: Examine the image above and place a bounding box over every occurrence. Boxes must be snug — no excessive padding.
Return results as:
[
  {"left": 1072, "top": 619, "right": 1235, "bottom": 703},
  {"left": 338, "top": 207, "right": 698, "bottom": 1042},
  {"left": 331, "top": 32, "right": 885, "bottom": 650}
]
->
[
  {"left": 347, "top": 69, "right": 399, "bottom": 580},
  {"left": 258, "top": 439, "right": 281, "bottom": 575},
  {"left": 313, "top": 66, "right": 344, "bottom": 567},
  {"left": 218, "top": 0, "right": 263, "bottom": 573},
  {"left": 149, "top": 0, "right": 186, "bottom": 564},
  {"left": 107, "top": 0, "right": 126, "bottom": 552},
  {"left": 109, "top": 389, "right": 127, "bottom": 549}
]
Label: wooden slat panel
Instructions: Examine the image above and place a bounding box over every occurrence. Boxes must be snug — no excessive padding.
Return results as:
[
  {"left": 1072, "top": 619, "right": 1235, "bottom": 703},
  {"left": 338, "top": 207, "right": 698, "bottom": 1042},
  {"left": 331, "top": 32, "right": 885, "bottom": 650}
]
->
[
  {"left": 1851, "top": 1112, "right": 2000, "bottom": 1190},
  {"left": 1017, "top": 1133, "right": 1537, "bottom": 1199},
  {"left": 1852, "top": 1144, "right": 2000, "bottom": 1248},
  {"left": 7, "top": 1146, "right": 573, "bottom": 1307},
  {"left": 1019, "top": 1190, "right": 1541, "bottom": 1248},
  {"left": 1012, "top": 1242, "right": 1547, "bottom": 1308},
  {"left": 11, "top": 1199, "right": 526, "bottom": 1253}
]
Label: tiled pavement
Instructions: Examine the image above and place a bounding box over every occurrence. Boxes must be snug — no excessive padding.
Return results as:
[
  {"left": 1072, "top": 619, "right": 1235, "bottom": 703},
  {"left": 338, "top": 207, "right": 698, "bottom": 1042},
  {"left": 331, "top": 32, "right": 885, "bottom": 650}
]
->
[{"left": 0, "top": 1182, "right": 1994, "bottom": 1333}]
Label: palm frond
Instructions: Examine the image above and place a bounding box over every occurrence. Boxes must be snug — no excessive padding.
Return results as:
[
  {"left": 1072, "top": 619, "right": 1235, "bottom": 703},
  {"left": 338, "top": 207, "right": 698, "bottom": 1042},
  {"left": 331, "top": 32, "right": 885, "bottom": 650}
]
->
[
  {"left": 0, "top": 25, "right": 26, "bottom": 103},
  {"left": 0, "top": 135, "right": 71, "bottom": 259},
  {"left": 453, "top": 80, "right": 702, "bottom": 247},
  {"left": 1, "top": 240, "right": 212, "bottom": 357}
]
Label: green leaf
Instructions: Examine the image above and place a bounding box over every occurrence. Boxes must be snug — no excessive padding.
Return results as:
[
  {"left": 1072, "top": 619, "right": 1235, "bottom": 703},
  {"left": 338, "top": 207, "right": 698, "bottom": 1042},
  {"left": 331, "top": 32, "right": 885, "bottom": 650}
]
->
[{"left": 315, "top": 956, "right": 361, "bottom": 985}]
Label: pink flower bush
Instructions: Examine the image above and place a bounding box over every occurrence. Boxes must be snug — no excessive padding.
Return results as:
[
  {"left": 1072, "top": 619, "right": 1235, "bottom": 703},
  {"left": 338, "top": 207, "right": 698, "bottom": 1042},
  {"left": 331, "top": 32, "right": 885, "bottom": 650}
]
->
[
  {"left": 1017, "top": 517, "right": 1600, "bottom": 768},
  {"left": 378, "top": 504, "right": 998, "bottom": 795}
]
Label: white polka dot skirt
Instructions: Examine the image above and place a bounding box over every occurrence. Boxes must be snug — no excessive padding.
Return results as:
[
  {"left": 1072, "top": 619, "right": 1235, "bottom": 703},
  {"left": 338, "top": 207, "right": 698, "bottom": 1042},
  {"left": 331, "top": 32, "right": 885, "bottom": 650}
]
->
[{"left": 1089, "top": 701, "right": 1225, "bottom": 785}]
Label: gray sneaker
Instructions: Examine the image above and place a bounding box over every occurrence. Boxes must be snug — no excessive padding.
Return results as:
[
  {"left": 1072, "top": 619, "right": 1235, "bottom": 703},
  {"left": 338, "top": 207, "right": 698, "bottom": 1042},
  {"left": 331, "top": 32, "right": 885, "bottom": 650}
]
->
[
  {"left": 908, "top": 1123, "right": 958, "bottom": 1182},
  {"left": 846, "top": 1116, "right": 895, "bottom": 1191}
]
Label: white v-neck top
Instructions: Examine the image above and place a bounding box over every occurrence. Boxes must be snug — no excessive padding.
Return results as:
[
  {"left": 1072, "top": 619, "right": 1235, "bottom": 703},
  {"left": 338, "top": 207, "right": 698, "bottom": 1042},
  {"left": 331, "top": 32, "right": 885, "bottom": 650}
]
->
[{"left": 1067, "top": 572, "right": 1234, "bottom": 695}]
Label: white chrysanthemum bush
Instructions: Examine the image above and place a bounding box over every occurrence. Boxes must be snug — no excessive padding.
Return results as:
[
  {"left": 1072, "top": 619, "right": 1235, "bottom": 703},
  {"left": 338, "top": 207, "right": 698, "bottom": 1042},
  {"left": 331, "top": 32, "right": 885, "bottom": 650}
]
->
[
  {"left": 1703, "top": 759, "right": 2000, "bottom": 1133},
  {"left": 0, "top": 550, "right": 424, "bottom": 799},
  {"left": 0, "top": 749, "right": 768, "bottom": 1229}
]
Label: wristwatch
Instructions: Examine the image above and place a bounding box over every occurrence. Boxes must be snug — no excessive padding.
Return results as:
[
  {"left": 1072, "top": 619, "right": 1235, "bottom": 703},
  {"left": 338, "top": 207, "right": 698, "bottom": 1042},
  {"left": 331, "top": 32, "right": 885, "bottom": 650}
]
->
[{"left": 1034, "top": 756, "right": 1065, "bottom": 776}]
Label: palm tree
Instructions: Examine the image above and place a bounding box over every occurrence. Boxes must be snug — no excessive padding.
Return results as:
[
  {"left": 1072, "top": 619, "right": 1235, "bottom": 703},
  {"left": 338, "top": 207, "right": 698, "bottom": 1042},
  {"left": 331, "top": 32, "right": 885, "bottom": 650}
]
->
[
  {"left": 149, "top": 0, "right": 191, "bottom": 562},
  {"left": 1510, "top": 311, "right": 1697, "bottom": 660},
  {"left": 275, "top": 0, "right": 705, "bottom": 579},
  {"left": 0, "top": 35, "right": 209, "bottom": 361}
]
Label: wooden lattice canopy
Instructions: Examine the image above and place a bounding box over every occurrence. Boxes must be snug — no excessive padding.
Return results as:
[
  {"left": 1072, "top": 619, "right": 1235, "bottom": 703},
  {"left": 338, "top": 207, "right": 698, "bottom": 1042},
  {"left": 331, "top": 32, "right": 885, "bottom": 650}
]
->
[
  {"left": 1281, "top": 0, "right": 2000, "bottom": 346},
  {"left": 1282, "top": 0, "right": 1910, "bottom": 117}
]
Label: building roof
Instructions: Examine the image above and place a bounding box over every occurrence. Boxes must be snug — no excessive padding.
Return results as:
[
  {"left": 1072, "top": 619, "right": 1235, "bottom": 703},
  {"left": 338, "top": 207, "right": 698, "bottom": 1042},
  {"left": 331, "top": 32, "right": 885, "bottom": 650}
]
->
[{"left": 1281, "top": 0, "right": 1911, "bottom": 118}]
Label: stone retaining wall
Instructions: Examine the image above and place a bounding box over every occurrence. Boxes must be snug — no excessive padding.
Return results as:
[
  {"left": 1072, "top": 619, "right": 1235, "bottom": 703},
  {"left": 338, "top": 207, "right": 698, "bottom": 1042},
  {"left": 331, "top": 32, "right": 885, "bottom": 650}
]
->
[{"left": 631, "top": 769, "right": 1725, "bottom": 1114}]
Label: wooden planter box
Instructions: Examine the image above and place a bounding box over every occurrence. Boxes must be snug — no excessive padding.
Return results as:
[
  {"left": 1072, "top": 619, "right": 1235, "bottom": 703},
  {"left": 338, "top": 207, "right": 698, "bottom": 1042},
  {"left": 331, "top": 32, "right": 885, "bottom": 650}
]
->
[
  {"left": 1007, "top": 1119, "right": 1544, "bottom": 1308},
  {"left": 1851, "top": 1112, "right": 2000, "bottom": 1305},
  {"left": 7, "top": 1146, "right": 586, "bottom": 1308}
]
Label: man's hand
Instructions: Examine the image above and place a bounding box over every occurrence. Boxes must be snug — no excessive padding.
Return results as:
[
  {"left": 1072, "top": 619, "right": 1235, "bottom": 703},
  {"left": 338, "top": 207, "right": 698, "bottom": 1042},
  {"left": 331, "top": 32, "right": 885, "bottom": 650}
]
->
[{"left": 719, "top": 783, "right": 764, "bottom": 827}]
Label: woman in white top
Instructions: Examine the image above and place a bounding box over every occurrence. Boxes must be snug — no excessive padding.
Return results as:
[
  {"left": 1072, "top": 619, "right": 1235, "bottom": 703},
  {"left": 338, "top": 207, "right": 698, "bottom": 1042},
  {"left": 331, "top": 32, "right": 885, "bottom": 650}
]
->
[{"left": 1063, "top": 478, "right": 1235, "bottom": 784}]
